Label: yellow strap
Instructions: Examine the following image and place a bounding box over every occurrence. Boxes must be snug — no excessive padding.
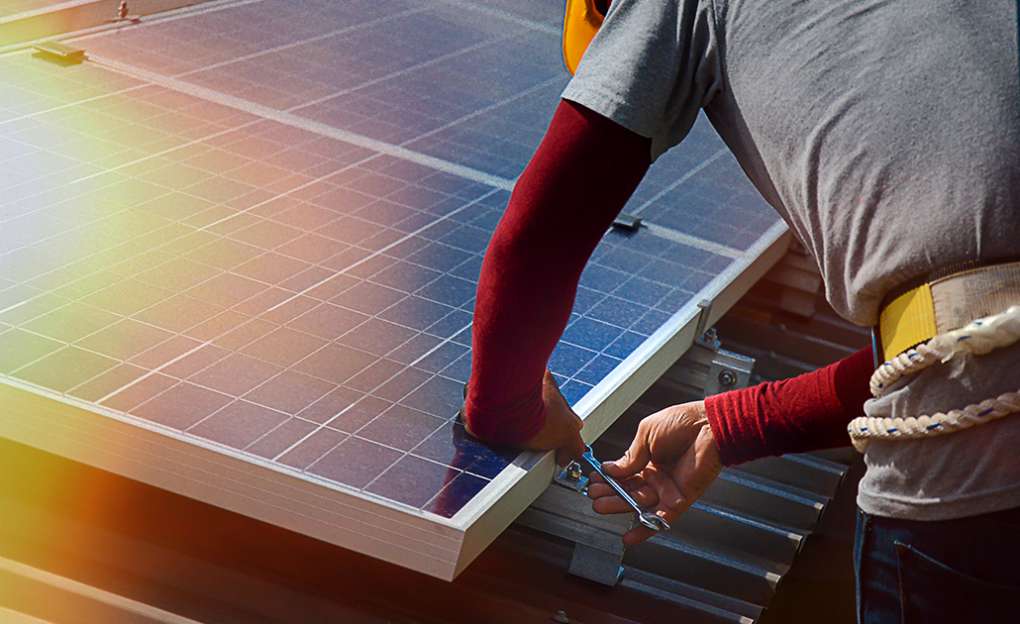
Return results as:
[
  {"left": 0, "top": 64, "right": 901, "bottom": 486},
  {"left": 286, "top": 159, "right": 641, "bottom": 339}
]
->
[
  {"left": 562, "top": 0, "right": 604, "bottom": 75},
  {"left": 879, "top": 284, "right": 937, "bottom": 361}
]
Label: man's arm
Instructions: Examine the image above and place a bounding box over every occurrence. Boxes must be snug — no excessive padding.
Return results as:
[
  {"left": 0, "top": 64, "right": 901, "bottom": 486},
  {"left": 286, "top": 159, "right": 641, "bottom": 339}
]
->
[
  {"left": 706, "top": 345, "right": 875, "bottom": 464},
  {"left": 464, "top": 99, "right": 652, "bottom": 456},
  {"left": 590, "top": 346, "right": 875, "bottom": 544}
]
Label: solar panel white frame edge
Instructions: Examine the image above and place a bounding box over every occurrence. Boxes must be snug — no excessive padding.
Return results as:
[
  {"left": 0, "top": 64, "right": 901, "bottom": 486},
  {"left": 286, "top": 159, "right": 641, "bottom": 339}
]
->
[{"left": 0, "top": 222, "right": 789, "bottom": 580}]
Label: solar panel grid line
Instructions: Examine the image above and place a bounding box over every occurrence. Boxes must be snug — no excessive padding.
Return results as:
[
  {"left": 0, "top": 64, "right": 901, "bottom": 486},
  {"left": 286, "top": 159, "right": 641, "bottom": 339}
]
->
[
  {"left": 396, "top": 79, "right": 568, "bottom": 180},
  {"left": 185, "top": 8, "right": 533, "bottom": 113},
  {"left": 265, "top": 317, "right": 471, "bottom": 463},
  {"left": 87, "top": 53, "right": 518, "bottom": 190},
  {"left": 155, "top": 5, "right": 435, "bottom": 82},
  {"left": 432, "top": 0, "right": 562, "bottom": 36},
  {"left": 0, "top": 0, "right": 258, "bottom": 28},
  {"left": 641, "top": 222, "right": 744, "bottom": 259},
  {"left": 68, "top": 4, "right": 567, "bottom": 173},
  {"left": 630, "top": 147, "right": 731, "bottom": 217},
  {"left": 178, "top": 192, "right": 507, "bottom": 475},
  {"left": 0, "top": 88, "right": 269, "bottom": 225},
  {"left": 78, "top": 181, "right": 496, "bottom": 410},
  {"left": 38, "top": 0, "right": 270, "bottom": 50},
  {"left": 297, "top": 66, "right": 555, "bottom": 152},
  {"left": 261, "top": 201, "right": 493, "bottom": 314},
  {"left": 0, "top": 74, "right": 150, "bottom": 129},
  {"left": 69, "top": 2, "right": 529, "bottom": 97},
  {"left": 0, "top": 124, "right": 378, "bottom": 330},
  {"left": 1, "top": 103, "right": 419, "bottom": 248},
  {"left": 393, "top": 75, "right": 566, "bottom": 151}
]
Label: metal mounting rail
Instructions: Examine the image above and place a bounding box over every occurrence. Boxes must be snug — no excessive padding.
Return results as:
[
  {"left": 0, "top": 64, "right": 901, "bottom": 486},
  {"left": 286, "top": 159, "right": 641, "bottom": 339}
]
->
[{"left": 516, "top": 330, "right": 853, "bottom": 622}]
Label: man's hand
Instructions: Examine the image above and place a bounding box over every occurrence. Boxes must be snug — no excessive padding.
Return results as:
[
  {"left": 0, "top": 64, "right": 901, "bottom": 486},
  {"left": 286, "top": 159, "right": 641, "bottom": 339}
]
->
[
  {"left": 587, "top": 400, "right": 721, "bottom": 545},
  {"left": 464, "top": 370, "right": 585, "bottom": 466},
  {"left": 523, "top": 370, "right": 586, "bottom": 466}
]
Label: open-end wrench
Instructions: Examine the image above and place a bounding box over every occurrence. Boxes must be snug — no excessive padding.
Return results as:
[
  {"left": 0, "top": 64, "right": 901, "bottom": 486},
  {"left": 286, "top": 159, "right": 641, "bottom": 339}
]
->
[{"left": 580, "top": 445, "right": 671, "bottom": 532}]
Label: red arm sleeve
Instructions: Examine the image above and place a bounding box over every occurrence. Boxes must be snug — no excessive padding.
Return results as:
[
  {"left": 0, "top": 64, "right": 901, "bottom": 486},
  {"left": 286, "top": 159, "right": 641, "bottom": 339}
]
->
[
  {"left": 464, "top": 99, "right": 652, "bottom": 445},
  {"left": 705, "top": 346, "right": 875, "bottom": 465}
]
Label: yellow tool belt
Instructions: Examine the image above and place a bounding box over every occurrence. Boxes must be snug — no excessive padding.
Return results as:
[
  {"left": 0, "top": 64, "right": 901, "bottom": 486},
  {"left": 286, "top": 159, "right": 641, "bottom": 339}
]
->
[{"left": 877, "top": 260, "right": 1020, "bottom": 362}]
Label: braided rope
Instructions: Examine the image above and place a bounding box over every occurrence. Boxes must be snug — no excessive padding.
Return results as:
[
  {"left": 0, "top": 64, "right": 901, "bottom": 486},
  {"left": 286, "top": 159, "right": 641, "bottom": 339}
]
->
[
  {"left": 869, "top": 306, "right": 1020, "bottom": 397},
  {"left": 849, "top": 305, "right": 1020, "bottom": 452},
  {"left": 849, "top": 391, "right": 1020, "bottom": 452}
]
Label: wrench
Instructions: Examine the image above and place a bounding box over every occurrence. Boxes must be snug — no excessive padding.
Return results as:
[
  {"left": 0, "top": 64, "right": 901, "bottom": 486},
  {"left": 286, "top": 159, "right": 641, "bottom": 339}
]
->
[{"left": 581, "top": 445, "right": 671, "bottom": 532}]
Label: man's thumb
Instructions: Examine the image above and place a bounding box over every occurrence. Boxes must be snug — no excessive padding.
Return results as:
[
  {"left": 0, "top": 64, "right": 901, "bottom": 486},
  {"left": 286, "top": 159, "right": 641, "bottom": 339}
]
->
[{"left": 604, "top": 436, "right": 649, "bottom": 478}]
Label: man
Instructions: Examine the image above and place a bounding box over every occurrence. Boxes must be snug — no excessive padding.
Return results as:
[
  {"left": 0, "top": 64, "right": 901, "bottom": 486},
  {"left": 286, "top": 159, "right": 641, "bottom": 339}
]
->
[{"left": 462, "top": 0, "right": 1019, "bottom": 621}]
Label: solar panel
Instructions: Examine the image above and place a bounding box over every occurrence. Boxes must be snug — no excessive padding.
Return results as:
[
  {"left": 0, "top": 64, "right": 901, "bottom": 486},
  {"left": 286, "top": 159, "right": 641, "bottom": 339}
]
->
[{"left": 0, "top": 0, "right": 788, "bottom": 579}]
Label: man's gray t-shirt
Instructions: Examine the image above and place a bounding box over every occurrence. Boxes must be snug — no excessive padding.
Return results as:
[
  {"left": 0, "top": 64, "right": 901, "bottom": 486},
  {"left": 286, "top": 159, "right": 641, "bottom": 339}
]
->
[{"left": 563, "top": 0, "right": 1020, "bottom": 520}]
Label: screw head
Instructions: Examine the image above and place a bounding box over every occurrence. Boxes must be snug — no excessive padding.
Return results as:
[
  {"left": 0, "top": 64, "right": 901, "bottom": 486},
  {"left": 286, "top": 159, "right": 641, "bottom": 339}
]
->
[
  {"left": 718, "top": 369, "right": 737, "bottom": 387},
  {"left": 552, "top": 610, "right": 570, "bottom": 623}
]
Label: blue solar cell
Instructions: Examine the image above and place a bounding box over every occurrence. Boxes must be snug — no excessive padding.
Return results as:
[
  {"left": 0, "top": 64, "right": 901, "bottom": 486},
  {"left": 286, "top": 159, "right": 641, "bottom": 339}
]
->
[
  {"left": 414, "top": 421, "right": 517, "bottom": 480},
  {"left": 562, "top": 317, "right": 621, "bottom": 352},
  {"left": 559, "top": 380, "right": 595, "bottom": 405},
  {"left": 366, "top": 454, "right": 457, "bottom": 508},
  {"left": 425, "top": 309, "right": 473, "bottom": 340},
  {"left": 575, "top": 354, "right": 623, "bottom": 386},
  {"left": 415, "top": 274, "right": 476, "bottom": 308},
  {"left": 425, "top": 472, "right": 490, "bottom": 518},
  {"left": 605, "top": 331, "right": 647, "bottom": 360},
  {"left": 548, "top": 342, "right": 598, "bottom": 378},
  {"left": 439, "top": 351, "right": 473, "bottom": 384},
  {"left": 399, "top": 374, "right": 463, "bottom": 417}
]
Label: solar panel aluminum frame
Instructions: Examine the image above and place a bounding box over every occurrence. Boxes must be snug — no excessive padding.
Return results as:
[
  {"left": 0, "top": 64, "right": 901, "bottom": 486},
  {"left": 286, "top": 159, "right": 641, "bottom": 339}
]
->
[{"left": 0, "top": 222, "right": 789, "bottom": 581}]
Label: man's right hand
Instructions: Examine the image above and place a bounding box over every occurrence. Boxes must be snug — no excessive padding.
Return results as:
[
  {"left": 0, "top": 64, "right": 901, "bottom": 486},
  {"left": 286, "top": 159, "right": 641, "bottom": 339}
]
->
[{"left": 587, "top": 400, "right": 721, "bottom": 545}]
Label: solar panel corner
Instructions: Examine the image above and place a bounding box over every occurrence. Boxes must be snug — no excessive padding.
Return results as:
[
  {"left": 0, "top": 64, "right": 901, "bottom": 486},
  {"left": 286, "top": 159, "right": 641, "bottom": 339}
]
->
[{"left": 0, "top": 382, "right": 472, "bottom": 581}]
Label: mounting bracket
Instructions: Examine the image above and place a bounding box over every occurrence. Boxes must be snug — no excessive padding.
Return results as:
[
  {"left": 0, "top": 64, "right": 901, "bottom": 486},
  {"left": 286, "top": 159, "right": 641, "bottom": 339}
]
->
[
  {"left": 516, "top": 328, "right": 755, "bottom": 585},
  {"left": 515, "top": 463, "right": 633, "bottom": 586}
]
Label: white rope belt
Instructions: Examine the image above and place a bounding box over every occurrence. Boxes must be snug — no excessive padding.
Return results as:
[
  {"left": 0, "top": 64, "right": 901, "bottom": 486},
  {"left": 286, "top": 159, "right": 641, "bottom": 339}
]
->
[{"left": 848, "top": 305, "right": 1020, "bottom": 452}]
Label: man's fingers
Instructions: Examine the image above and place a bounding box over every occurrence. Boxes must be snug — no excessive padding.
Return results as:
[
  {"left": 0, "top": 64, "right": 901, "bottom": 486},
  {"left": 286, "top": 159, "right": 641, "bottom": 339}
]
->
[
  {"left": 591, "top": 486, "right": 658, "bottom": 514},
  {"left": 623, "top": 525, "right": 656, "bottom": 546},
  {"left": 644, "top": 464, "right": 686, "bottom": 515},
  {"left": 553, "top": 426, "right": 586, "bottom": 466},
  {"left": 603, "top": 424, "right": 650, "bottom": 479},
  {"left": 568, "top": 427, "right": 586, "bottom": 458},
  {"left": 586, "top": 473, "right": 644, "bottom": 494},
  {"left": 586, "top": 473, "right": 647, "bottom": 497},
  {"left": 669, "top": 427, "right": 722, "bottom": 511}
]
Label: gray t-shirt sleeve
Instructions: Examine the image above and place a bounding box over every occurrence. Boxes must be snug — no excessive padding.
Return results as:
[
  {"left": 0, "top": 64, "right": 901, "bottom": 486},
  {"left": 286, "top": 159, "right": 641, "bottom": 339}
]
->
[{"left": 561, "top": 0, "right": 723, "bottom": 160}]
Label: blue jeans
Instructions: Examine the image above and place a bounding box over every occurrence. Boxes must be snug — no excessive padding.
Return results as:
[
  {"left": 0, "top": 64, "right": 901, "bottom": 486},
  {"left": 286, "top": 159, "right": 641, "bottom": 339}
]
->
[{"left": 854, "top": 507, "right": 1020, "bottom": 623}]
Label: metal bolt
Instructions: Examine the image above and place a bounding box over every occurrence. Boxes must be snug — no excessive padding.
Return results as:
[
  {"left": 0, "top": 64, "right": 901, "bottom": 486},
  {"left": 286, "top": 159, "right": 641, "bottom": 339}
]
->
[
  {"left": 718, "top": 369, "right": 737, "bottom": 388},
  {"left": 551, "top": 610, "right": 570, "bottom": 624},
  {"left": 565, "top": 462, "right": 582, "bottom": 481}
]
